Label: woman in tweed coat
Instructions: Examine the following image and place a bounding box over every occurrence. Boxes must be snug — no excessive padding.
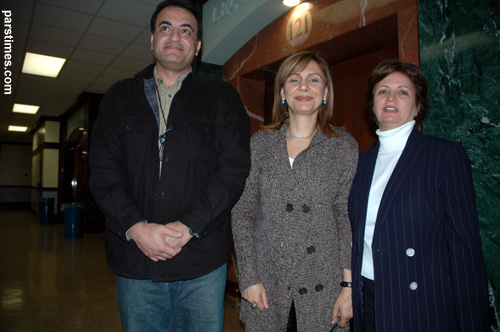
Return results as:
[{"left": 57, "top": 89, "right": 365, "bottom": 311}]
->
[{"left": 232, "top": 51, "right": 358, "bottom": 331}]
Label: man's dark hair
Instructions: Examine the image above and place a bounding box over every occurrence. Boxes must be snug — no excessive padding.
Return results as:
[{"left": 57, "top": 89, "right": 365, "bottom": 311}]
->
[{"left": 150, "top": 0, "right": 202, "bottom": 41}]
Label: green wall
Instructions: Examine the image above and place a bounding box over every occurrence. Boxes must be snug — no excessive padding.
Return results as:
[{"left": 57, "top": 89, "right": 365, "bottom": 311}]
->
[{"left": 419, "top": 0, "right": 500, "bottom": 330}]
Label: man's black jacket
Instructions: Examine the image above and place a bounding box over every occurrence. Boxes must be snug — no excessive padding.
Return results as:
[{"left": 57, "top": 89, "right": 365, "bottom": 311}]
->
[{"left": 89, "top": 64, "right": 251, "bottom": 281}]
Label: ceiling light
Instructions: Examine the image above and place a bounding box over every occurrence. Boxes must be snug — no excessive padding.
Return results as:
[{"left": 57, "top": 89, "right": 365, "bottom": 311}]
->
[
  {"left": 298, "top": 2, "right": 311, "bottom": 9},
  {"left": 22, "top": 52, "right": 66, "bottom": 78},
  {"left": 13, "top": 103, "right": 40, "bottom": 114},
  {"left": 8, "top": 125, "right": 28, "bottom": 132},
  {"left": 283, "top": 0, "right": 301, "bottom": 6}
]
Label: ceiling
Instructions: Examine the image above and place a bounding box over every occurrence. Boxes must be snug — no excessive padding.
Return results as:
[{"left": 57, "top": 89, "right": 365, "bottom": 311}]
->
[{"left": 1, "top": 0, "right": 286, "bottom": 144}]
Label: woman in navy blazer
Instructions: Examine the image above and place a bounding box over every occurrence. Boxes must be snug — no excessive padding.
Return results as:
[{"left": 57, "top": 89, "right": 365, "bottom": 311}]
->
[{"left": 348, "top": 59, "right": 490, "bottom": 332}]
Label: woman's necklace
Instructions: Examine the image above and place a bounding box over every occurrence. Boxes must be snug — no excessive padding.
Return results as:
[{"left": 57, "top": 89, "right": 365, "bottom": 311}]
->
[{"left": 286, "top": 130, "right": 316, "bottom": 139}]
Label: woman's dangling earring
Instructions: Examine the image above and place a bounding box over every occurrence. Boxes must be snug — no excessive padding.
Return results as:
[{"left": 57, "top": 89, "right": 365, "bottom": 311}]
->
[
  {"left": 282, "top": 99, "right": 285, "bottom": 105},
  {"left": 323, "top": 99, "right": 327, "bottom": 105}
]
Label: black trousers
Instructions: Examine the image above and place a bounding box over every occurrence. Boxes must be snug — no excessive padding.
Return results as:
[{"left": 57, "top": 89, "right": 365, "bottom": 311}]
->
[
  {"left": 286, "top": 301, "right": 297, "bottom": 332},
  {"left": 362, "top": 277, "right": 376, "bottom": 332}
]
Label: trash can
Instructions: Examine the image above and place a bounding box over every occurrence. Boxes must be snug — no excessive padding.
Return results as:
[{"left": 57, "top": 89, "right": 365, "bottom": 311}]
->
[
  {"left": 39, "top": 197, "right": 54, "bottom": 225},
  {"left": 62, "top": 202, "right": 83, "bottom": 239}
]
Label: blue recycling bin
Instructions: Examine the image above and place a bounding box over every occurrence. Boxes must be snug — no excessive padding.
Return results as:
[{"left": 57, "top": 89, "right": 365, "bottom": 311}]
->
[
  {"left": 39, "top": 197, "right": 54, "bottom": 225},
  {"left": 63, "top": 202, "right": 83, "bottom": 239}
]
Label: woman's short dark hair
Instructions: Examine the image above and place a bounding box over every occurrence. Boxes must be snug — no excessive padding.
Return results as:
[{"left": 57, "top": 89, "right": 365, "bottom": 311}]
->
[
  {"left": 365, "top": 59, "right": 428, "bottom": 126},
  {"left": 262, "top": 51, "right": 339, "bottom": 138},
  {"left": 150, "top": 0, "right": 202, "bottom": 41}
]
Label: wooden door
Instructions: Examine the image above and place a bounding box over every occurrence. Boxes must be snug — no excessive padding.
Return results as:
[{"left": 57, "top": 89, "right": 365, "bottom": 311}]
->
[{"left": 330, "top": 44, "right": 398, "bottom": 152}]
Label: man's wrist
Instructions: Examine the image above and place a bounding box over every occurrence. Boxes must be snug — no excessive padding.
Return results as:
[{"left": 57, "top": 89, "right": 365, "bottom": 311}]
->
[{"left": 126, "top": 220, "right": 148, "bottom": 241}]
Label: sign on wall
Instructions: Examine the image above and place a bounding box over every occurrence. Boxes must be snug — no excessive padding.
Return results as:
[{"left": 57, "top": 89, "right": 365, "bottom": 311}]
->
[{"left": 286, "top": 4, "right": 312, "bottom": 47}]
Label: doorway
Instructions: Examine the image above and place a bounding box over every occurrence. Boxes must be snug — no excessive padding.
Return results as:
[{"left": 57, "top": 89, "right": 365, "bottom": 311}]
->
[{"left": 240, "top": 15, "right": 399, "bottom": 151}]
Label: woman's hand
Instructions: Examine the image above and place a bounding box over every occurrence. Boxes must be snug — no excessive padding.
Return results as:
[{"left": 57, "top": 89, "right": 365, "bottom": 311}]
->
[
  {"left": 241, "top": 283, "right": 269, "bottom": 311},
  {"left": 332, "top": 286, "right": 353, "bottom": 327}
]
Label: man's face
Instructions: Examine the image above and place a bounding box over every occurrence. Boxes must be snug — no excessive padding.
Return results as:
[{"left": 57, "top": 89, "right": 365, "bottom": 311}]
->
[{"left": 151, "top": 6, "right": 201, "bottom": 74}]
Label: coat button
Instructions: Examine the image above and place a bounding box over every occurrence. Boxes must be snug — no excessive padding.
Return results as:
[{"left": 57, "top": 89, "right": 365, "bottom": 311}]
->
[
  {"left": 298, "top": 287, "right": 308, "bottom": 295},
  {"left": 315, "top": 284, "right": 324, "bottom": 292},
  {"left": 409, "top": 282, "right": 418, "bottom": 290},
  {"left": 406, "top": 248, "right": 415, "bottom": 257},
  {"left": 302, "top": 204, "right": 310, "bottom": 213},
  {"left": 152, "top": 192, "right": 157, "bottom": 197},
  {"left": 286, "top": 203, "right": 294, "bottom": 212},
  {"left": 307, "top": 246, "right": 316, "bottom": 254}
]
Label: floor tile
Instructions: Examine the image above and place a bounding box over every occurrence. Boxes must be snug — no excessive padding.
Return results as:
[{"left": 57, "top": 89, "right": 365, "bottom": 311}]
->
[{"left": 0, "top": 210, "right": 244, "bottom": 332}]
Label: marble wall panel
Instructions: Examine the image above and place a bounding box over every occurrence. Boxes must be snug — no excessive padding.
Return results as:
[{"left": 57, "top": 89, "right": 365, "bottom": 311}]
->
[{"left": 419, "top": 0, "right": 500, "bottom": 327}]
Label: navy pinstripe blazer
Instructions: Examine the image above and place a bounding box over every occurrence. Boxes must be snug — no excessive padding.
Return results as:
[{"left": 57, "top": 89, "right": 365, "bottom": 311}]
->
[{"left": 348, "top": 126, "right": 490, "bottom": 332}]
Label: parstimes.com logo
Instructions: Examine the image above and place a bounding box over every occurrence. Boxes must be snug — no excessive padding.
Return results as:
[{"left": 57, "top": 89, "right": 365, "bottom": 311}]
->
[{"left": 3, "top": 9, "right": 13, "bottom": 95}]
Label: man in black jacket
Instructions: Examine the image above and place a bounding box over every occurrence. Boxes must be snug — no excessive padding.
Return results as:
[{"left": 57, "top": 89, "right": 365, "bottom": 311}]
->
[{"left": 89, "top": 1, "right": 251, "bottom": 331}]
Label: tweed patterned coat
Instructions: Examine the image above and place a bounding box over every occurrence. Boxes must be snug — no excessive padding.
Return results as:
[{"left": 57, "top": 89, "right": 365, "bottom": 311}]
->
[{"left": 232, "top": 123, "right": 358, "bottom": 332}]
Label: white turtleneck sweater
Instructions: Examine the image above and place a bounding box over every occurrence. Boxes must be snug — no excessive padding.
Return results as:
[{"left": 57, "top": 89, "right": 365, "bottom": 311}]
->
[{"left": 361, "top": 120, "right": 415, "bottom": 280}]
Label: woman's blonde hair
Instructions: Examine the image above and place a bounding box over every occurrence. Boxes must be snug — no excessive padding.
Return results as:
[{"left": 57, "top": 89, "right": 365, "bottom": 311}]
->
[{"left": 261, "top": 51, "right": 339, "bottom": 137}]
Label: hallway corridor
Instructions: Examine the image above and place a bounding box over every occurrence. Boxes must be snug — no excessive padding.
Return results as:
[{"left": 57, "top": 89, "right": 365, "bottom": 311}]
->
[{"left": 0, "top": 209, "right": 244, "bottom": 332}]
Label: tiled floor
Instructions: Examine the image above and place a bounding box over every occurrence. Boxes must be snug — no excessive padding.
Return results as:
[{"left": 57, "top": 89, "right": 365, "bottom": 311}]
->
[{"left": 0, "top": 209, "right": 245, "bottom": 332}]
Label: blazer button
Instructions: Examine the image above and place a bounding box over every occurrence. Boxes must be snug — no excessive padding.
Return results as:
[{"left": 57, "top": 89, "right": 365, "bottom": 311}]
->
[
  {"left": 306, "top": 246, "right": 316, "bottom": 254},
  {"left": 152, "top": 192, "right": 157, "bottom": 197},
  {"left": 315, "top": 284, "right": 324, "bottom": 292},
  {"left": 409, "top": 282, "right": 418, "bottom": 290},
  {"left": 298, "top": 287, "right": 308, "bottom": 295},
  {"left": 406, "top": 248, "right": 415, "bottom": 257},
  {"left": 286, "top": 203, "right": 294, "bottom": 212},
  {"left": 302, "top": 204, "right": 310, "bottom": 213}
]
